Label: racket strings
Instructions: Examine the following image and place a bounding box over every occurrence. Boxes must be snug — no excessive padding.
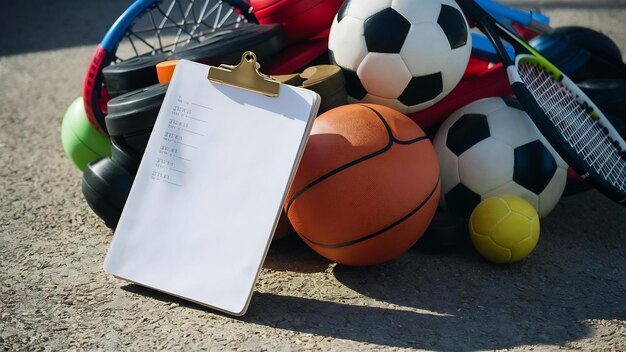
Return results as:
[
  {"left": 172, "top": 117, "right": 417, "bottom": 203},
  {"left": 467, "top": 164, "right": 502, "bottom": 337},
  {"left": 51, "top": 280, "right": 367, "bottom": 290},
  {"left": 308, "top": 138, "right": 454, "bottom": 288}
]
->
[
  {"left": 518, "top": 62, "right": 626, "bottom": 190},
  {"left": 118, "top": 0, "right": 244, "bottom": 61}
]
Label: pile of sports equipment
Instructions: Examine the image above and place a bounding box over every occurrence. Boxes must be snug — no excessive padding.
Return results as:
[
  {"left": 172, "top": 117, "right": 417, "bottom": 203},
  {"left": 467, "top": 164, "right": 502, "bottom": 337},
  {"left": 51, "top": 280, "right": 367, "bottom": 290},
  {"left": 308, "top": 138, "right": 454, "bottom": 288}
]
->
[{"left": 61, "top": 0, "right": 626, "bottom": 265}]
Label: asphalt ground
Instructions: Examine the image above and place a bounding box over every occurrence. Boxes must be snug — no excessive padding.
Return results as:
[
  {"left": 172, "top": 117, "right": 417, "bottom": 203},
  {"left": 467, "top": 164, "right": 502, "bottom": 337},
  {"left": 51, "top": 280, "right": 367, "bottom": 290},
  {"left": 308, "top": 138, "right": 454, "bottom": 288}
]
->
[{"left": 1, "top": 0, "right": 625, "bottom": 350}]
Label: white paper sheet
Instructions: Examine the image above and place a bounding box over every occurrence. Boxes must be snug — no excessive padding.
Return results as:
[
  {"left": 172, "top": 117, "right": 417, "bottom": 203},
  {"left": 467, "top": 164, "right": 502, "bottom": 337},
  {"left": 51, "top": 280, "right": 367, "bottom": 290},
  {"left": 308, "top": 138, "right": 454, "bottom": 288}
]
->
[{"left": 104, "top": 60, "right": 319, "bottom": 315}]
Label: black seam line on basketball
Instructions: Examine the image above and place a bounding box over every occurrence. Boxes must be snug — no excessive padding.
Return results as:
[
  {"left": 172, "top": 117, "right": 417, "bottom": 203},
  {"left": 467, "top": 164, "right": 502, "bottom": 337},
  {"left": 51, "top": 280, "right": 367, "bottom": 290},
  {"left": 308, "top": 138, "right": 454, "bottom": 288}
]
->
[
  {"left": 359, "top": 104, "right": 428, "bottom": 144},
  {"left": 299, "top": 177, "right": 440, "bottom": 249},
  {"left": 285, "top": 106, "right": 428, "bottom": 213}
]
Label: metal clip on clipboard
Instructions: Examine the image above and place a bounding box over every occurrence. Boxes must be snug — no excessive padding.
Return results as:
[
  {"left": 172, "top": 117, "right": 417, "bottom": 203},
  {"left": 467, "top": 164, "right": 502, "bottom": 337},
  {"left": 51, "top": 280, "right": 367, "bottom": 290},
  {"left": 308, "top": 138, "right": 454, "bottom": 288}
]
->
[{"left": 207, "top": 51, "right": 280, "bottom": 97}]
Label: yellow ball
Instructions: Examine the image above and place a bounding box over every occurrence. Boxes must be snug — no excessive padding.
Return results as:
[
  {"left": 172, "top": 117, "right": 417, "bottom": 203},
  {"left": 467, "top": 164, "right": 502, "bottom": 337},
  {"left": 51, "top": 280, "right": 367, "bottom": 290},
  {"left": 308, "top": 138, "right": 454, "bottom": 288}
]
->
[{"left": 469, "top": 194, "right": 540, "bottom": 264}]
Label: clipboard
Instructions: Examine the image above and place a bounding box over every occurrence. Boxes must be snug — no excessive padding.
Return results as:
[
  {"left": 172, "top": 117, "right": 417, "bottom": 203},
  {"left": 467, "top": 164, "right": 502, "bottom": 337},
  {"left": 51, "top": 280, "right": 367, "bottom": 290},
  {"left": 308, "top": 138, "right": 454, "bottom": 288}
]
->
[{"left": 103, "top": 53, "right": 320, "bottom": 316}]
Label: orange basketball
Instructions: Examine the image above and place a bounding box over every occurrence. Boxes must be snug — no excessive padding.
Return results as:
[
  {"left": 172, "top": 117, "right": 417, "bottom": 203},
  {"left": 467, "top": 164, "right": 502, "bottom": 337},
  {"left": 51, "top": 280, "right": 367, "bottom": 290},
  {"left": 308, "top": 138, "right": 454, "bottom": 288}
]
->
[{"left": 285, "top": 104, "right": 440, "bottom": 266}]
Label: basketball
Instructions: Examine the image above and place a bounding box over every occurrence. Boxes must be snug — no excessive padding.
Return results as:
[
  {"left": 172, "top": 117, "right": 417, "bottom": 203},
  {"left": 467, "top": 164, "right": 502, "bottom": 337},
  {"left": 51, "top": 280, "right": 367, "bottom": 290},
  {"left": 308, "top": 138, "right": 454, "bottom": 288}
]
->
[{"left": 285, "top": 104, "right": 440, "bottom": 266}]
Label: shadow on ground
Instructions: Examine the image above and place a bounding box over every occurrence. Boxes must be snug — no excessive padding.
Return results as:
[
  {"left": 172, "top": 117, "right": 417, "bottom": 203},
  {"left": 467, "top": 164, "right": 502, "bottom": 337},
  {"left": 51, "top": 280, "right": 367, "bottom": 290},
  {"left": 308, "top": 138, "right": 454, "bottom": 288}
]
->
[
  {"left": 255, "top": 192, "right": 625, "bottom": 350},
  {"left": 263, "top": 234, "right": 331, "bottom": 273},
  {"left": 122, "top": 192, "right": 626, "bottom": 350}
]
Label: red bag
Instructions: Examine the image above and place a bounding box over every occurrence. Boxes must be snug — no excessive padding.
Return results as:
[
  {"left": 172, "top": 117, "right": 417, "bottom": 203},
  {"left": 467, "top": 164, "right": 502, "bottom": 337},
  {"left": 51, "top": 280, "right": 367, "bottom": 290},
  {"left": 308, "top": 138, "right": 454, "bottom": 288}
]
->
[{"left": 252, "top": 0, "right": 344, "bottom": 43}]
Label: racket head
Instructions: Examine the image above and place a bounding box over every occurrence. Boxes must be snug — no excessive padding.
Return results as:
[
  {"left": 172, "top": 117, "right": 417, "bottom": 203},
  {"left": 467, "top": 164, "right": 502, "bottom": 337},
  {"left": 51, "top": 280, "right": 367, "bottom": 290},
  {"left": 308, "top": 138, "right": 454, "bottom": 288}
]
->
[
  {"left": 101, "top": 24, "right": 286, "bottom": 98},
  {"left": 457, "top": 0, "right": 626, "bottom": 206},
  {"left": 510, "top": 54, "right": 626, "bottom": 205},
  {"left": 83, "top": 0, "right": 249, "bottom": 134}
]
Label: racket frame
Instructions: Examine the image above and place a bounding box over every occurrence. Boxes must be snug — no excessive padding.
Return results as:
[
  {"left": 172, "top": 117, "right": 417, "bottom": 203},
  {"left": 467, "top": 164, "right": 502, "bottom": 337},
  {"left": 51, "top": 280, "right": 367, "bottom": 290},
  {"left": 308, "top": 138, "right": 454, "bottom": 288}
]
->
[
  {"left": 83, "top": 0, "right": 247, "bottom": 134},
  {"left": 456, "top": 0, "right": 626, "bottom": 205}
]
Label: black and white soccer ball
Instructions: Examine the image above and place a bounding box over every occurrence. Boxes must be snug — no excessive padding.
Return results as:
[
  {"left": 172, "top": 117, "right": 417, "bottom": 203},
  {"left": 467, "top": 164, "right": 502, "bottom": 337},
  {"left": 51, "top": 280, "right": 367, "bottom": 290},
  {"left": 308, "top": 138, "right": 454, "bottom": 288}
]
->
[
  {"left": 328, "top": 0, "right": 472, "bottom": 114},
  {"left": 433, "top": 97, "right": 568, "bottom": 218}
]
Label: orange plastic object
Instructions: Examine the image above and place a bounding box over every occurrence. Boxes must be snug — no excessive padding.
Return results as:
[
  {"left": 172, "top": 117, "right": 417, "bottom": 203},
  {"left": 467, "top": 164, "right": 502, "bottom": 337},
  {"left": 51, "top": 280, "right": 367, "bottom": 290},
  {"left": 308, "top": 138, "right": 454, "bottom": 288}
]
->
[{"left": 156, "top": 60, "right": 179, "bottom": 83}]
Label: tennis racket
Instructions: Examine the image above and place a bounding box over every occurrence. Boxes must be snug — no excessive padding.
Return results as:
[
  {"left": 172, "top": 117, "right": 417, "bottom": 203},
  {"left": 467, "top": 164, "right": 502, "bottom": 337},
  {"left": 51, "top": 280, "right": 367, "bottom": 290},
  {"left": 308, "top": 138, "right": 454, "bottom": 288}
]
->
[
  {"left": 456, "top": 0, "right": 626, "bottom": 206},
  {"left": 83, "top": 0, "right": 249, "bottom": 134}
]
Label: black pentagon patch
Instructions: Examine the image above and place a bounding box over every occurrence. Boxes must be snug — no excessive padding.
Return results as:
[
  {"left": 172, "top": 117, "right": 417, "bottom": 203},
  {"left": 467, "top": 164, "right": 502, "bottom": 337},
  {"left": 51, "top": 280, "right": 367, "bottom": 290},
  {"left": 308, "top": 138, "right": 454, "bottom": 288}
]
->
[
  {"left": 342, "top": 69, "right": 367, "bottom": 100},
  {"left": 445, "top": 183, "right": 482, "bottom": 218},
  {"left": 437, "top": 4, "right": 468, "bottom": 50},
  {"left": 446, "top": 114, "right": 490, "bottom": 156},
  {"left": 501, "top": 96, "right": 524, "bottom": 111},
  {"left": 514, "top": 140, "right": 557, "bottom": 194},
  {"left": 328, "top": 49, "right": 337, "bottom": 65},
  {"left": 364, "top": 8, "right": 411, "bottom": 53},
  {"left": 337, "top": 0, "right": 350, "bottom": 22},
  {"left": 398, "top": 73, "right": 443, "bottom": 106}
]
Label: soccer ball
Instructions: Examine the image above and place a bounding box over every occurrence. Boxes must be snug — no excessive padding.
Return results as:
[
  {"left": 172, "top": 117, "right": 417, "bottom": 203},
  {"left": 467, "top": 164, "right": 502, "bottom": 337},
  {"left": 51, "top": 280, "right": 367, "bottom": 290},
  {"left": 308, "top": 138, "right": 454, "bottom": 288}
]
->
[
  {"left": 328, "top": 0, "right": 471, "bottom": 114},
  {"left": 470, "top": 194, "right": 540, "bottom": 264},
  {"left": 433, "top": 97, "right": 568, "bottom": 218}
]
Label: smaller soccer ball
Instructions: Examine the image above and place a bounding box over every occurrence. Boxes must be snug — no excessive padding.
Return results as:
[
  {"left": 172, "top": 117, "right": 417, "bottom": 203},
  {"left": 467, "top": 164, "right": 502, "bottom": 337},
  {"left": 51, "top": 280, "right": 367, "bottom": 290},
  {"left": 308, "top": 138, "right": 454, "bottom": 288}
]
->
[{"left": 469, "top": 194, "right": 539, "bottom": 264}]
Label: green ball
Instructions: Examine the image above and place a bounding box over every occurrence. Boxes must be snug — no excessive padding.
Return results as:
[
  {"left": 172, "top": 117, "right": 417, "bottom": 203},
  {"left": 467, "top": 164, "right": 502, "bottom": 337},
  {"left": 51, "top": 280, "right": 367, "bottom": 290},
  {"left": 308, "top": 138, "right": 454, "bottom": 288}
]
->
[{"left": 61, "top": 96, "right": 111, "bottom": 170}]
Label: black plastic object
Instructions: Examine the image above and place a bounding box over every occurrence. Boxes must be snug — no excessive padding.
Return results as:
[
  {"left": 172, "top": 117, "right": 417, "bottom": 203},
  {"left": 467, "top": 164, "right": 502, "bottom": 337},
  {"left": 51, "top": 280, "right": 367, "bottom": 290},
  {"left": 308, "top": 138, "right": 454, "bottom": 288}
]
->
[
  {"left": 106, "top": 83, "right": 168, "bottom": 154},
  {"left": 530, "top": 26, "right": 622, "bottom": 81},
  {"left": 552, "top": 26, "right": 622, "bottom": 62},
  {"left": 82, "top": 138, "right": 141, "bottom": 228},
  {"left": 102, "top": 53, "right": 169, "bottom": 98},
  {"left": 579, "top": 79, "right": 626, "bottom": 118},
  {"left": 82, "top": 156, "right": 134, "bottom": 228},
  {"left": 110, "top": 137, "right": 141, "bottom": 174},
  {"left": 415, "top": 210, "right": 471, "bottom": 251},
  {"left": 102, "top": 24, "right": 286, "bottom": 97}
]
